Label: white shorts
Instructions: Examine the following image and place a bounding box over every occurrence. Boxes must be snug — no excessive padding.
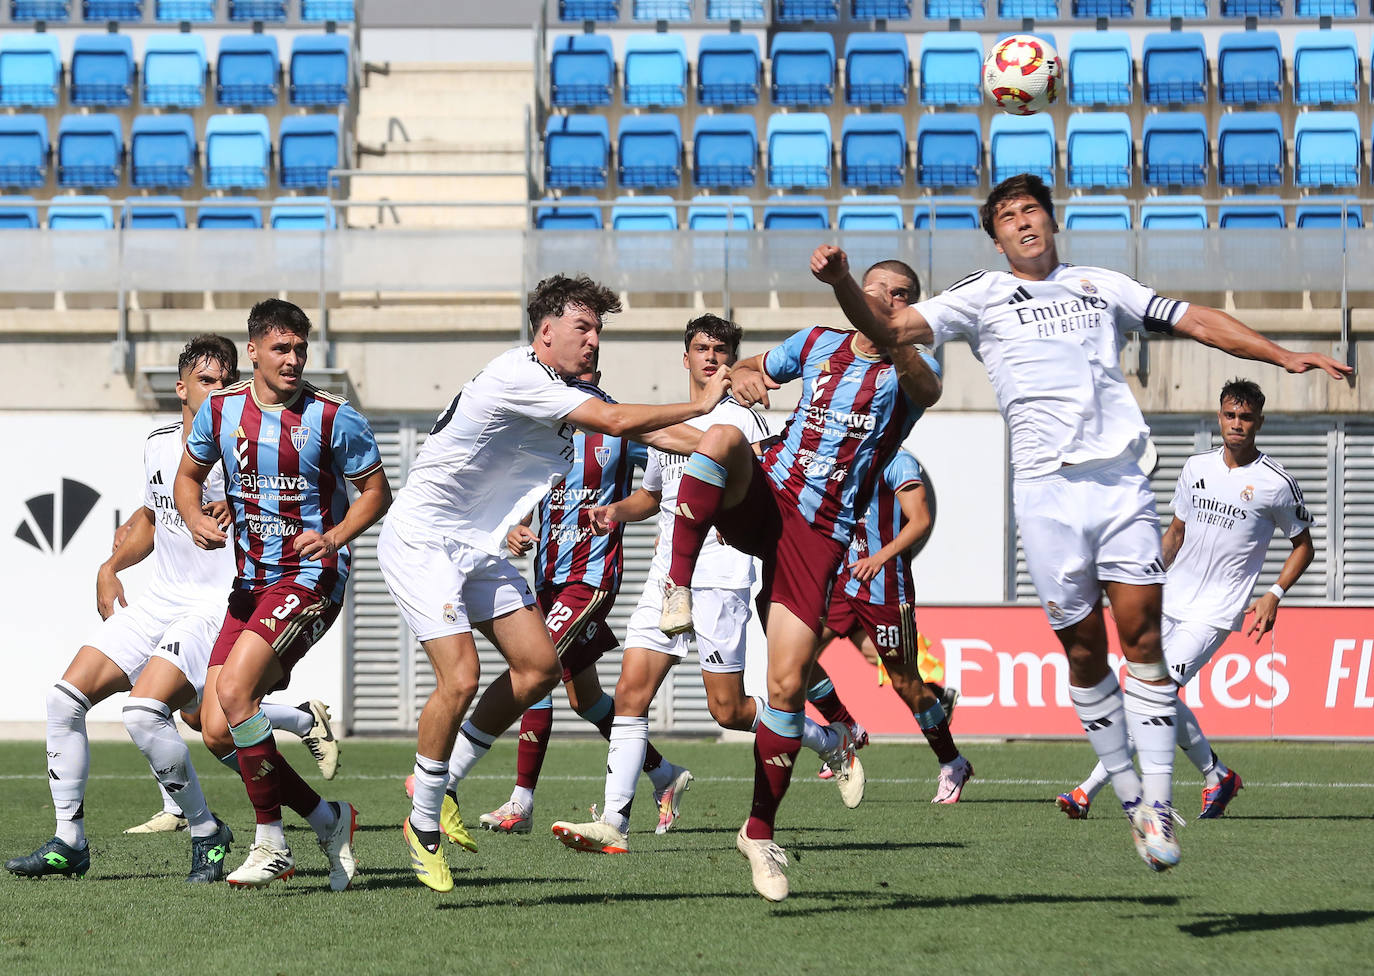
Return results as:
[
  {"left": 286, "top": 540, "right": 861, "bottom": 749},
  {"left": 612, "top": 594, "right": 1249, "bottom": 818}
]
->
[
  {"left": 378, "top": 520, "right": 535, "bottom": 641},
  {"left": 1014, "top": 452, "right": 1165, "bottom": 630},
  {"left": 624, "top": 577, "right": 751, "bottom": 674},
  {"left": 1162, "top": 614, "right": 1231, "bottom": 686},
  {"left": 86, "top": 593, "right": 221, "bottom": 698}
]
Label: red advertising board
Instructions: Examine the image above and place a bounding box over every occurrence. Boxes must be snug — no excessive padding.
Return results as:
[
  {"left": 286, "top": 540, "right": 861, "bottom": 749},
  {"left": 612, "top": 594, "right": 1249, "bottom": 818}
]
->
[{"left": 814, "top": 606, "right": 1374, "bottom": 739}]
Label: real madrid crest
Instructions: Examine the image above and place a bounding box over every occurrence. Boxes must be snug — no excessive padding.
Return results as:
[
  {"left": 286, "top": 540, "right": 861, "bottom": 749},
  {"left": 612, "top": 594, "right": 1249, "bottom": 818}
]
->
[
  {"left": 1241, "top": 485, "right": 1255, "bottom": 502},
  {"left": 1079, "top": 278, "right": 1098, "bottom": 295}
]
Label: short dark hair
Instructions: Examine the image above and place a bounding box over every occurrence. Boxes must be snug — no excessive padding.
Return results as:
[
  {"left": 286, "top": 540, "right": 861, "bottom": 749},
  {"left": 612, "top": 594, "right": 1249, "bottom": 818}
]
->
[
  {"left": 1220, "top": 378, "right": 1265, "bottom": 413},
  {"left": 862, "top": 259, "right": 922, "bottom": 299},
  {"left": 526, "top": 274, "right": 622, "bottom": 332},
  {"left": 683, "top": 313, "right": 743, "bottom": 359},
  {"left": 247, "top": 299, "right": 312, "bottom": 342},
  {"left": 980, "top": 173, "right": 1056, "bottom": 240},
  {"left": 178, "top": 333, "right": 239, "bottom": 383}
]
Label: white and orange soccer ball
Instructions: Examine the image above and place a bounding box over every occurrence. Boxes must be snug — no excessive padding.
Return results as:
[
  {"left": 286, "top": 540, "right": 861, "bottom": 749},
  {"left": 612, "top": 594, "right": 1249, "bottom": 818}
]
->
[{"left": 983, "top": 34, "right": 1063, "bottom": 116}]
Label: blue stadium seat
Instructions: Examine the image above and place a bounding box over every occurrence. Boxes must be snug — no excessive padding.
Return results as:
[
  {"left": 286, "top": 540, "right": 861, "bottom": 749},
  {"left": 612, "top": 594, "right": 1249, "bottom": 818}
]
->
[
  {"left": 1294, "top": 0, "right": 1356, "bottom": 14},
  {"left": 549, "top": 34, "right": 615, "bottom": 108},
  {"left": 1293, "top": 111, "right": 1361, "bottom": 187},
  {"left": 1217, "top": 112, "right": 1283, "bottom": 187},
  {"left": 1218, "top": 195, "right": 1285, "bottom": 229},
  {"left": 197, "top": 197, "right": 262, "bottom": 229},
  {"left": 618, "top": 114, "right": 682, "bottom": 188},
  {"left": 1296, "top": 198, "right": 1363, "bottom": 228},
  {"left": 1063, "top": 195, "right": 1132, "bottom": 229},
  {"left": 130, "top": 113, "right": 196, "bottom": 188},
  {"left": 841, "top": 114, "right": 906, "bottom": 188},
  {"left": 611, "top": 195, "right": 678, "bottom": 231},
  {"left": 1067, "top": 31, "right": 1132, "bottom": 107},
  {"left": 279, "top": 114, "right": 340, "bottom": 188},
  {"left": 217, "top": 35, "right": 280, "bottom": 107},
  {"left": 916, "top": 114, "right": 981, "bottom": 188},
  {"left": 70, "top": 34, "right": 135, "bottom": 107},
  {"left": 924, "top": 0, "right": 984, "bottom": 16},
  {"left": 534, "top": 195, "right": 604, "bottom": 230},
  {"left": 0, "top": 115, "right": 48, "bottom": 187},
  {"left": 1146, "top": 0, "right": 1206, "bottom": 16},
  {"left": 633, "top": 0, "right": 692, "bottom": 19},
  {"left": 57, "top": 113, "right": 123, "bottom": 188},
  {"left": 0, "top": 195, "right": 39, "bottom": 227},
  {"left": 11, "top": 2, "right": 70, "bottom": 20},
  {"left": 844, "top": 34, "right": 909, "bottom": 106},
  {"left": 692, "top": 114, "right": 757, "bottom": 188},
  {"left": 763, "top": 195, "right": 829, "bottom": 229},
  {"left": 837, "top": 194, "right": 903, "bottom": 229},
  {"left": 912, "top": 196, "right": 978, "bottom": 229},
  {"left": 697, "top": 34, "right": 760, "bottom": 106},
  {"left": 687, "top": 194, "right": 754, "bottom": 229},
  {"left": 1217, "top": 30, "right": 1281, "bottom": 106},
  {"left": 302, "top": 1, "right": 355, "bottom": 20},
  {"left": 770, "top": 32, "right": 835, "bottom": 107},
  {"left": 125, "top": 196, "right": 188, "bottom": 229},
  {"left": 624, "top": 33, "right": 688, "bottom": 107},
  {"left": 1142, "top": 112, "right": 1207, "bottom": 186},
  {"left": 204, "top": 113, "right": 271, "bottom": 188},
  {"left": 776, "top": 0, "right": 839, "bottom": 20},
  {"left": 852, "top": 0, "right": 912, "bottom": 16},
  {"left": 229, "top": 0, "right": 286, "bottom": 20},
  {"left": 1220, "top": 0, "right": 1280, "bottom": 14},
  {"left": 706, "top": 0, "right": 765, "bottom": 17},
  {"left": 48, "top": 194, "right": 114, "bottom": 229},
  {"left": 84, "top": 1, "right": 143, "bottom": 18},
  {"left": 918, "top": 32, "right": 982, "bottom": 107},
  {"left": 0, "top": 34, "right": 61, "bottom": 107},
  {"left": 1140, "top": 195, "right": 1207, "bottom": 229},
  {"left": 766, "top": 112, "right": 832, "bottom": 188},
  {"left": 545, "top": 115, "right": 610, "bottom": 189},
  {"left": 1142, "top": 32, "right": 1207, "bottom": 105},
  {"left": 1293, "top": 30, "right": 1358, "bottom": 106},
  {"left": 559, "top": 0, "right": 619, "bottom": 18},
  {"left": 270, "top": 196, "right": 336, "bottom": 229},
  {"left": 291, "top": 36, "right": 350, "bottom": 107},
  {"left": 990, "top": 114, "right": 1055, "bottom": 185},
  {"left": 156, "top": 0, "right": 215, "bottom": 18},
  {"left": 1072, "top": 0, "right": 1131, "bottom": 13},
  {"left": 1066, "top": 113, "right": 1131, "bottom": 188},
  {"left": 143, "top": 34, "right": 207, "bottom": 107},
  {"left": 1000, "top": 0, "right": 1057, "bottom": 15}
]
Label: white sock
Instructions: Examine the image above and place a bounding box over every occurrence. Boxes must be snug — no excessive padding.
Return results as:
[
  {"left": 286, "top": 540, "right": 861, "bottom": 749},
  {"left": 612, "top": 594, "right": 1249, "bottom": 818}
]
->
[
  {"left": 603, "top": 716, "right": 648, "bottom": 834},
  {"left": 409, "top": 754, "right": 448, "bottom": 835},
  {"left": 46, "top": 681, "right": 91, "bottom": 849},
  {"left": 155, "top": 777, "right": 182, "bottom": 817},
  {"left": 255, "top": 821, "right": 287, "bottom": 849},
  {"left": 447, "top": 722, "right": 495, "bottom": 788},
  {"left": 645, "top": 755, "right": 674, "bottom": 793},
  {"left": 305, "top": 798, "right": 338, "bottom": 838},
  {"left": 262, "top": 702, "right": 313, "bottom": 738},
  {"left": 1078, "top": 756, "right": 1118, "bottom": 802},
  {"left": 800, "top": 716, "right": 839, "bottom": 756},
  {"left": 1068, "top": 674, "right": 1142, "bottom": 806},
  {"left": 1175, "top": 698, "right": 1226, "bottom": 786},
  {"left": 123, "top": 697, "right": 217, "bottom": 838},
  {"left": 1122, "top": 675, "right": 1178, "bottom": 807},
  {"left": 749, "top": 696, "right": 765, "bottom": 732},
  {"left": 510, "top": 785, "right": 535, "bottom": 811}
]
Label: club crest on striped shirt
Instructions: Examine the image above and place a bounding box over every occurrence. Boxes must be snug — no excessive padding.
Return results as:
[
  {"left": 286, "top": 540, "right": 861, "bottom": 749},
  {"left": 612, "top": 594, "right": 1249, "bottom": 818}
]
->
[
  {"left": 594, "top": 445, "right": 612, "bottom": 467},
  {"left": 290, "top": 426, "right": 310, "bottom": 451}
]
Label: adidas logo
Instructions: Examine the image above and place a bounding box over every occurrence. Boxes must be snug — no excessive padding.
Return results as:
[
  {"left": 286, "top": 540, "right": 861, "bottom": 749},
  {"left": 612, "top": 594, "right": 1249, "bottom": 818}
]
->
[
  {"left": 1143, "top": 716, "right": 1175, "bottom": 727},
  {"left": 149, "top": 470, "right": 164, "bottom": 486},
  {"left": 673, "top": 502, "right": 695, "bottom": 520},
  {"left": 704, "top": 651, "right": 725, "bottom": 666},
  {"left": 1083, "top": 718, "right": 1114, "bottom": 732},
  {"left": 14, "top": 478, "right": 101, "bottom": 555},
  {"left": 1193, "top": 478, "right": 1206, "bottom": 489},
  {"left": 232, "top": 425, "right": 246, "bottom": 439},
  {"left": 260, "top": 617, "right": 277, "bottom": 633},
  {"left": 519, "top": 731, "right": 540, "bottom": 743},
  {"left": 1007, "top": 285, "right": 1034, "bottom": 304},
  {"left": 765, "top": 755, "right": 794, "bottom": 769},
  {"left": 250, "top": 759, "right": 275, "bottom": 782}
]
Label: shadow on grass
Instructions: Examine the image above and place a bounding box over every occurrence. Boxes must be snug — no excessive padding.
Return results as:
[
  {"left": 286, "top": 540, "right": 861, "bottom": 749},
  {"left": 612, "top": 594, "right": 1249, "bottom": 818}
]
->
[
  {"left": 771, "top": 891, "right": 1183, "bottom": 917},
  {"left": 1224, "top": 814, "right": 1374, "bottom": 822},
  {"left": 789, "top": 840, "right": 965, "bottom": 853},
  {"left": 1179, "top": 909, "right": 1374, "bottom": 938},
  {"left": 432, "top": 889, "right": 759, "bottom": 909}
]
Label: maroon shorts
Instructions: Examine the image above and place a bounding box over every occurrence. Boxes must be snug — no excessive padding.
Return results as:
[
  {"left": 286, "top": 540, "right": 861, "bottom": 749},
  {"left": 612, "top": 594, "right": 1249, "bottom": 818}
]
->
[
  {"left": 538, "top": 583, "right": 619, "bottom": 683},
  {"left": 715, "top": 459, "right": 848, "bottom": 638},
  {"left": 824, "top": 576, "right": 918, "bottom": 666},
  {"left": 209, "top": 580, "right": 341, "bottom": 691}
]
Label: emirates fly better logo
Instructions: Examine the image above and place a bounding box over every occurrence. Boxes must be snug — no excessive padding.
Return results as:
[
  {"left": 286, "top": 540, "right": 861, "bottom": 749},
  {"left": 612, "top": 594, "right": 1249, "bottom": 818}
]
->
[{"left": 14, "top": 478, "right": 101, "bottom": 555}]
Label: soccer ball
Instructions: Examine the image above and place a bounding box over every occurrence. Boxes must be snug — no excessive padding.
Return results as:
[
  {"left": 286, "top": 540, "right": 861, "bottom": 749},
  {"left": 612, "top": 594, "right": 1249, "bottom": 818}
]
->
[{"left": 983, "top": 34, "right": 1062, "bottom": 116}]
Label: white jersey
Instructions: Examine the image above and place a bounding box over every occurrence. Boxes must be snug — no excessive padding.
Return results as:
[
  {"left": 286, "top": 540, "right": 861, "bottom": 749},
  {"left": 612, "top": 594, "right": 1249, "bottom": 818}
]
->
[
  {"left": 643, "top": 396, "right": 769, "bottom": 589},
  {"left": 143, "top": 422, "right": 235, "bottom": 604},
  {"left": 1164, "top": 449, "right": 1312, "bottom": 631},
  {"left": 387, "top": 346, "right": 595, "bottom": 556},
  {"left": 915, "top": 263, "right": 1188, "bottom": 478}
]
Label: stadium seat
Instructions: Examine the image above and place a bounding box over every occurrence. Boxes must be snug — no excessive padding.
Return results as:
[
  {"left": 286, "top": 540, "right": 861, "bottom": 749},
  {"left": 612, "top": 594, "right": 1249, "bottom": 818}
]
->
[
  {"left": 770, "top": 32, "right": 835, "bottom": 107},
  {"left": 617, "top": 114, "right": 682, "bottom": 188},
  {"left": 766, "top": 112, "right": 832, "bottom": 188},
  {"left": 0, "top": 115, "right": 48, "bottom": 187},
  {"left": 559, "top": 0, "right": 620, "bottom": 19},
  {"left": 916, "top": 114, "right": 981, "bottom": 188},
  {"left": 844, "top": 33, "right": 909, "bottom": 107},
  {"left": 1142, "top": 112, "right": 1208, "bottom": 186},
  {"left": 1072, "top": 0, "right": 1131, "bottom": 13},
  {"left": 124, "top": 196, "right": 188, "bottom": 229},
  {"left": 1140, "top": 195, "right": 1207, "bottom": 229},
  {"left": 841, "top": 114, "right": 906, "bottom": 188},
  {"left": 197, "top": 196, "right": 263, "bottom": 229},
  {"left": 11, "top": 2, "right": 70, "bottom": 20},
  {"left": 302, "top": 0, "right": 356, "bottom": 20},
  {"left": 1293, "top": 111, "right": 1361, "bottom": 187},
  {"left": 999, "top": 0, "right": 1057, "bottom": 15},
  {"left": 270, "top": 196, "right": 337, "bottom": 229},
  {"left": 216, "top": 35, "right": 280, "bottom": 108},
  {"left": 1293, "top": 30, "right": 1358, "bottom": 106},
  {"left": 623, "top": 33, "right": 688, "bottom": 108},
  {"left": 156, "top": 0, "right": 215, "bottom": 19},
  {"left": 1217, "top": 112, "right": 1283, "bottom": 187},
  {"left": 1295, "top": 198, "right": 1363, "bottom": 228},
  {"left": 924, "top": 0, "right": 984, "bottom": 16},
  {"left": 1217, "top": 195, "right": 1285, "bottom": 229},
  {"left": 610, "top": 195, "right": 678, "bottom": 231},
  {"left": 1063, "top": 195, "right": 1132, "bottom": 229},
  {"left": 84, "top": 1, "right": 143, "bottom": 18},
  {"left": 1294, "top": 0, "right": 1356, "bottom": 14},
  {"left": 990, "top": 114, "right": 1055, "bottom": 186},
  {"left": 762, "top": 195, "right": 829, "bottom": 230},
  {"left": 633, "top": 0, "right": 692, "bottom": 19},
  {"left": 204, "top": 113, "right": 271, "bottom": 189},
  {"left": 229, "top": 1, "right": 286, "bottom": 20},
  {"left": 143, "top": 34, "right": 207, "bottom": 107},
  {"left": 0, "top": 195, "right": 39, "bottom": 227},
  {"left": 1066, "top": 113, "right": 1132, "bottom": 188},
  {"left": 686, "top": 194, "right": 754, "bottom": 229},
  {"left": 545, "top": 115, "right": 610, "bottom": 189},
  {"left": 1067, "top": 31, "right": 1132, "bottom": 107},
  {"left": 0, "top": 34, "right": 61, "bottom": 108},
  {"left": 852, "top": 0, "right": 912, "bottom": 17},
  {"left": 1217, "top": 30, "right": 1282, "bottom": 106},
  {"left": 57, "top": 113, "right": 123, "bottom": 188},
  {"left": 912, "top": 196, "right": 979, "bottom": 229},
  {"left": 837, "top": 194, "right": 903, "bottom": 230},
  {"left": 290, "top": 35, "right": 351, "bottom": 107},
  {"left": 692, "top": 114, "right": 757, "bottom": 188},
  {"left": 130, "top": 113, "right": 196, "bottom": 188},
  {"left": 48, "top": 195, "right": 114, "bottom": 230},
  {"left": 918, "top": 32, "right": 982, "bottom": 107},
  {"left": 549, "top": 34, "right": 615, "bottom": 108},
  {"left": 706, "top": 0, "right": 766, "bottom": 17},
  {"left": 1146, "top": 0, "right": 1206, "bottom": 16},
  {"left": 697, "top": 34, "right": 760, "bottom": 106},
  {"left": 70, "top": 34, "right": 135, "bottom": 107},
  {"left": 534, "top": 195, "right": 603, "bottom": 229},
  {"left": 1142, "top": 32, "right": 1207, "bottom": 105},
  {"left": 279, "top": 115, "right": 340, "bottom": 188},
  {"left": 1220, "top": 0, "right": 1280, "bottom": 14},
  {"left": 776, "top": 0, "right": 840, "bottom": 20}
]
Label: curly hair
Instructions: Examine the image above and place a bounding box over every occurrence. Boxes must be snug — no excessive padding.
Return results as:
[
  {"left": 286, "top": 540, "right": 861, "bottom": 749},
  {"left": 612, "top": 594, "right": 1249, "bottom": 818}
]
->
[
  {"left": 980, "top": 173, "right": 1056, "bottom": 240},
  {"left": 178, "top": 333, "right": 240, "bottom": 383},
  {"left": 1220, "top": 378, "right": 1265, "bottom": 413},
  {"left": 526, "top": 274, "right": 622, "bottom": 332}
]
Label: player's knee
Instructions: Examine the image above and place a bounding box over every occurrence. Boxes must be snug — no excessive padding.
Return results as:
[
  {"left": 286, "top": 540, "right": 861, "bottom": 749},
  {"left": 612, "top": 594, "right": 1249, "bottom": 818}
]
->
[
  {"left": 706, "top": 695, "right": 752, "bottom": 731},
  {"left": 434, "top": 669, "right": 479, "bottom": 707},
  {"left": 179, "top": 708, "right": 203, "bottom": 732},
  {"left": 122, "top": 700, "right": 170, "bottom": 742},
  {"left": 201, "top": 723, "right": 232, "bottom": 755},
  {"left": 47, "top": 682, "right": 88, "bottom": 727}
]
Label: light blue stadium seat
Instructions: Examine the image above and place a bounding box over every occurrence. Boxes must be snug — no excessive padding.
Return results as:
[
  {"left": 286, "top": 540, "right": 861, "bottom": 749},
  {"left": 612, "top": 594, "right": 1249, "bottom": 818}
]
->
[
  {"left": 156, "top": 0, "right": 215, "bottom": 18},
  {"left": 925, "top": 0, "right": 983, "bottom": 16},
  {"left": 197, "top": 196, "right": 263, "bottom": 229},
  {"left": 131, "top": 113, "right": 196, "bottom": 188},
  {"left": 1063, "top": 195, "right": 1132, "bottom": 229},
  {"left": 706, "top": 0, "right": 765, "bottom": 17},
  {"left": 611, "top": 194, "right": 678, "bottom": 231},
  {"left": 0, "top": 195, "right": 39, "bottom": 227},
  {"left": 1146, "top": 0, "right": 1206, "bottom": 16},
  {"left": 534, "top": 195, "right": 604, "bottom": 229},
  {"left": 0, "top": 115, "right": 48, "bottom": 187},
  {"left": 290, "top": 35, "right": 350, "bottom": 107},
  {"left": 1142, "top": 32, "right": 1207, "bottom": 105},
  {"left": 837, "top": 194, "right": 903, "bottom": 230},
  {"left": 1217, "top": 112, "right": 1283, "bottom": 187},
  {"left": 229, "top": 1, "right": 286, "bottom": 20},
  {"left": 841, "top": 114, "right": 905, "bottom": 188},
  {"left": 766, "top": 112, "right": 832, "bottom": 188},
  {"left": 270, "top": 196, "right": 336, "bottom": 229},
  {"left": 84, "top": 1, "right": 143, "bottom": 18},
  {"left": 844, "top": 34, "right": 908, "bottom": 107},
  {"left": 1293, "top": 111, "right": 1361, "bottom": 187},
  {"left": 1220, "top": 0, "right": 1281, "bottom": 15},
  {"left": 1218, "top": 195, "right": 1285, "bottom": 229},
  {"left": 1066, "top": 113, "right": 1131, "bottom": 188},
  {"left": 302, "top": 1, "right": 355, "bottom": 21},
  {"left": 11, "top": 2, "right": 70, "bottom": 21},
  {"left": 916, "top": 113, "right": 981, "bottom": 188},
  {"left": 1217, "top": 31, "right": 1281, "bottom": 106},
  {"left": 770, "top": 32, "right": 835, "bottom": 107},
  {"left": 918, "top": 32, "right": 982, "bottom": 107},
  {"left": 1072, "top": 0, "right": 1131, "bottom": 13},
  {"left": 70, "top": 34, "right": 135, "bottom": 107},
  {"left": 1140, "top": 195, "right": 1207, "bottom": 229},
  {"left": 559, "top": 0, "right": 620, "bottom": 18},
  {"left": 1294, "top": 0, "right": 1356, "bottom": 15},
  {"left": 1293, "top": 30, "right": 1358, "bottom": 106},
  {"left": 852, "top": 0, "right": 912, "bottom": 17},
  {"left": 1295, "top": 198, "right": 1363, "bottom": 228},
  {"left": 776, "top": 0, "right": 840, "bottom": 20},
  {"left": 204, "top": 113, "right": 271, "bottom": 188},
  {"left": 1142, "top": 112, "right": 1207, "bottom": 186},
  {"left": 217, "top": 35, "right": 280, "bottom": 107},
  {"left": 549, "top": 34, "right": 615, "bottom": 108},
  {"left": 763, "top": 195, "right": 829, "bottom": 230},
  {"left": 687, "top": 194, "right": 754, "bottom": 229},
  {"left": 143, "top": 34, "right": 207, "bottom": 107},
  {"left": 48, "top": 194, "right": 114, "bottom": 229},
  {"left": 1000, "top": 0, "right": 1057, "bottom": 15},
  {"left": 125, "top": 196, "right": 188, "bottom": 229},
  {"left": 692, "top": 114, "right": 757, "bottom": 188},
  {"left": 57, "top": 113, "right": 123, "bottom": 188},
  {"left": 545, "top": 115, "right": 610, "bottom": 189},
  {"left": 624, "top": 33, "right": 688, "bottom": 107},
  {"left": 0, "top": 34, "right": 61, "bottom": 108},
  {"left": 279, "top": 114, "right": 340, "bottom": 188},
  {"left": 1068, "top": 31, "right": 1132, "bottom": 106},
  {"left": 698, "top": 34, "right": 760, "bottom": 106},
  {"left": 912, "top": 196, "right": 979, "bottom": 229},
  {"left": 990, "top": 114, "right": 1055, "bottom": 185},
  {"left": 617, "top": 114, "right": 682, "bottom": 188},
  {"left": 633, "top": 0, "right": 693, "bottom": 19}
]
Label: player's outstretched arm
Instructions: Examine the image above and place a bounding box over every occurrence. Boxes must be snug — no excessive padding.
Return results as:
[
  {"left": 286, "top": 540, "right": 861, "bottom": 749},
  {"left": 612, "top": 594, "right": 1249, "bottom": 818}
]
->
[
  {"left": 1244, "top": 528, "right": 1315, "bottom": 641},
  {"left": 588, "top": 488, "right": 663, "bottom": 536},
  {"left": 1173, "top": 306, "right": 1353, "bottom": 379},
  {"left": 175, "top": 452, "right": 226, "bottom": 550},
  {"left": 848, "top": 483, "right": 932, "bottom": 583},
  {"left": 1161, "top": 517, "right": 1187, "bottom": 569},
  {"left": 567, "top": 364, "right": 731, "bottom": 443},
  {"left": 890, "top": 344, "right": 942, "bottom": 409},
  {"left": 96, "top": 507, "right": 155, "bottom": 619},
  {"left": 812, "top": 244, "right": 933, "bottom": 347},
  {"left": 295, "top": 467, "right": 392, "bottom": 560}
]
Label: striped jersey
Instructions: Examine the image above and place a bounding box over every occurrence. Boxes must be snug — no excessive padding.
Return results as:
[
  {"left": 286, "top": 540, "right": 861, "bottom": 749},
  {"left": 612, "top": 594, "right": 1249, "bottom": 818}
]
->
[
  {"left": 762, "top": 327, "right": 940, "bottom": 546},
  {"left": 836, "top": 449, "right": 924, "bottom": 606},
  {"left": 185, "top": 379, "right": 383, "bottom": 602}
]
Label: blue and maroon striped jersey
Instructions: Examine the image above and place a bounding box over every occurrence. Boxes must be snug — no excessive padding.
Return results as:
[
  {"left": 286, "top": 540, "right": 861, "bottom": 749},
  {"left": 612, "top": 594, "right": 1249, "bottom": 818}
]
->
[
  {"left": 762, "top": 327, "right": 940, "bottom": 546},
  {"left": 186, "top": 379, "right": 383, "bottom": 602},
  {"left": 837, "top": 449, "right": 924, "bottom": 606}
]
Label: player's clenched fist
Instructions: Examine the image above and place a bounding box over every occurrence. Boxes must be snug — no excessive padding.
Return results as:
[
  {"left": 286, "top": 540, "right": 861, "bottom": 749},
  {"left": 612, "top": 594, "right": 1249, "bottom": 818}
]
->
[
  {"left": 810, "top": 244, "right": 849, "bottom": 285},
  {"left": 729, "top": 362, "right": 781, "bottom": 409},
  {"left": 188, "top": 513, "right": 227, "bottom": 550},
  {"left": 586, "top": 504, "right": 617, "bottom": 536},
  {"left": 506, "top": 523, "right": 537, "bottom": 556},
  {"left": 293, "top": 529, "right": 338, "bottom": 560}
]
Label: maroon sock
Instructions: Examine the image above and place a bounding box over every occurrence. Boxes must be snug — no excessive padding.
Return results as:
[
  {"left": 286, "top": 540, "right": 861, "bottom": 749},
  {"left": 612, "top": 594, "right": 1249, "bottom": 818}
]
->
[
  {"left": 921, "top": 719, "right": 960, "bottom": 765},
  {"left": 275, "top": 757, "right": 323, "bottom": 820},
  {"left": 807, "top": 680, "right": 856, "bottom": 726},
  {"left": 515, "top": 706, "right": 554, "bottom": 791},
  {"left": 236, "top": 739, "right": 286, "bottom": 825},
  {"left": 584, "top": 707, "right": 665, "bottom": 773},
  {"left": 745, "top": 725, "right": 801, "bottom": 840},
  {"left": 667, "top": 459, "right": 728, "bottom": 588}
]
